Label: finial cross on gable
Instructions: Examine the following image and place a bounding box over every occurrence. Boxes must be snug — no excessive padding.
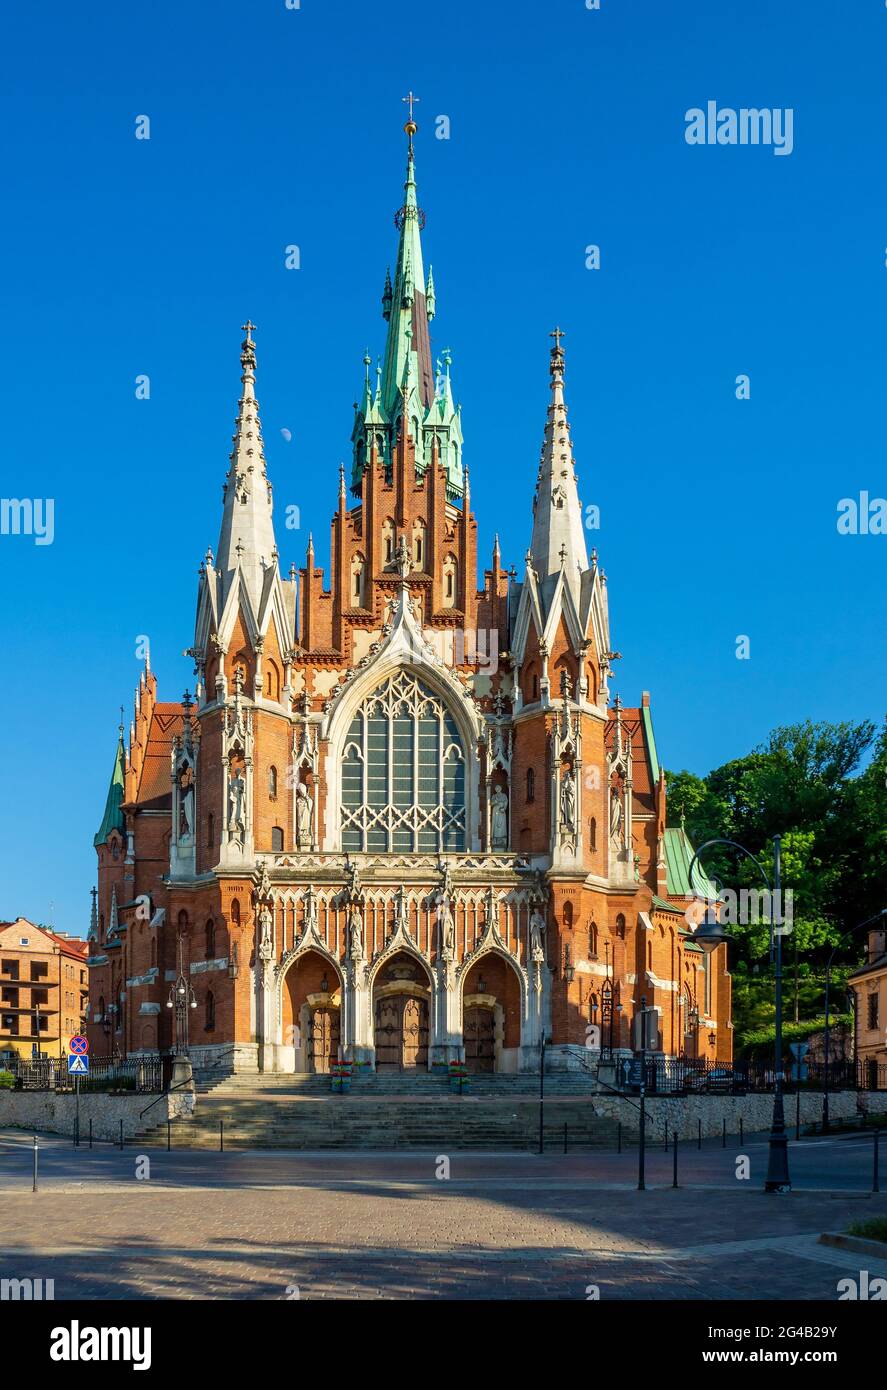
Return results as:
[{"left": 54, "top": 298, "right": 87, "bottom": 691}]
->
[
  {"left": 550, "top": 326, "right": 565, "bottom": 353},
  {"left": 402, "top": 91, "right": 420, "bottom": 122},
  {"left": 241, "top": 320, "right": 257, "bottom": 342}
]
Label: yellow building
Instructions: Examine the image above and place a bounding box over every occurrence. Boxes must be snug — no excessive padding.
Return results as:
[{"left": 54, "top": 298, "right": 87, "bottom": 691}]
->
[
  {"left": 0, "top": 918, "right": 89, "bottom": 1064},
  {"left": 849, "top": 925, "right": 887, "bottom": 1091}
]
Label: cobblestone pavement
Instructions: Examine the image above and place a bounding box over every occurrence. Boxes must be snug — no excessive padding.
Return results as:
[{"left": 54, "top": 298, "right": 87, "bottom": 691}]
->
[{"left": 0, "top": 1131, "right": 885, "bottom": 1299}]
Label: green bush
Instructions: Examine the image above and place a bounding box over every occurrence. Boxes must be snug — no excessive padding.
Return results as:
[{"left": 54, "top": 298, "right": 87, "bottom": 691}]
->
[
  {"left": 848, "top": 1217, "right": 887, "bottom": 1244},
  {"left": 0, "top": 1070, "right": 14, "bottom": 1089},
  {"left": 738, "top": 1014, "right": 852, "bottom": 1060}
]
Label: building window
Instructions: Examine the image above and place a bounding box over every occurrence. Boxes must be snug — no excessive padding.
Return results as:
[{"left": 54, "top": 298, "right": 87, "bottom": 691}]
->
[
  {"left": 206, "top": 920, "right": 216, "bottom": 959},
  {"left": 589, "top": 817, "right": 597, "bottom": 852},
  {"left": 412, "top": 521, "right": 426, "bottom": 570},
  {"left": 532, "top": 674, "right": 539, "bottom": 701},
  {"left": 231, "top": 898, "right": 241, "bottom": 925},
  {"left": 271, "top": 826, "right": 284, "bottom": 852},
  {"left": 382, "top": 519, "right": 395, "bottom": 565},
  {"left": 868, "top": 993, "right": 880, "bottom": 1031},
  {"left": 340, "top": 670, "right": 466, "bottom": 854},
  {"left": 526, "top": 767, "right": 535, "bottom": 803},
  {"left": 207, "top": 812, "right": 214, "bottom": 848},
  {"left": 205, "top": 991, "right": 215, "bottom": 1032},
  {"left": 268, "top": 765, "right": 278, "bottom": 800},
  {"left": 178, "top": 911, "right": 188, "bottom": 931},
  {"left": 616, "top": 913, "right": 626, "bottom": 940},
  {"left": 589, "top": 922, "right": 598, "bottom": 957},
  {"left": 442, "top": 554, "right": 457, "bottom": 608}
]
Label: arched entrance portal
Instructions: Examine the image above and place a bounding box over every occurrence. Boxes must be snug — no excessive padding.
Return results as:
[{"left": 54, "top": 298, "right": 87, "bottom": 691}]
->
[
  {"left": 281, "top": 949, "right": 342, "bottom": 1073},
  {"left": 462, "top": 954, "right": 522, "bottom": 1073},
  {"left": 372, "top": 953, "right": 431, "bottom": 1072}
]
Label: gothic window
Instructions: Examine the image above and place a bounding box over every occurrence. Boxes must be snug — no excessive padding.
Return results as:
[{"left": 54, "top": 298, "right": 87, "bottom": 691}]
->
[
  {"left": 563, "top": 902, "right": 573, "bottom": 930},
  {"left": 589, "top": 921, "right": 598, "bottom": 957},
  {"left": 205, "top": 990, "right": 215, "bottom": 1032},
  {"left": 340, "top": 670, "right": 466, "bottom": 854},
  {"left": 265, "top": 659, "right": 281, "bottom": 702},
  {"left": 382, "top": 519, "right": 395, "bottom": 565},
  {"left": 442, "top": 553, "right": 457, "bottom": 608},
  {"left": 412, "top": 521, "right": 427, "bottom": 570},
  {"left": 351, "top": 554, "right": 366, "bottom": 607},
  {"left": 616, "top": 913, "right": 626, "bottom": 940},
  {"left": 231, "top": 898, "right": 241, "bottom": 926},
  {"left": 268, "top": 765, "right": 278, "bottom": 800},
  {"left": 205, "top": 919, "right": 215, "bottom": 959},
  {"left": 271, "top": 826, "right": 284, "bottom": 852},
  {"left": 526, "top": 768, "right": 535, "bottom": 803},
  {"left": 207, "top": 813, "right": 214, "bottom": 848},
  {"left": 589, "top": 816, "right": 597, "bottom": 852},
  {"left": 532, "top": 673, "right": 539, "bottom": 701},
  {"left": 868, "top": 992, "right": 879, "bottom": 1031}
]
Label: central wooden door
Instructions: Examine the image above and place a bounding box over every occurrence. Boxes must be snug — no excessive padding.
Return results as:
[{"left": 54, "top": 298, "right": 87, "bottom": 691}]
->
[
  {"left": 464, "top": 1006, "right": 495, "bottom": 1072},
  {"left": 309, "top": 1007, "right": 340, "bottom": 1073},
  {"left": 374, "top": 994, "right": 429, "bottom": 1071}
]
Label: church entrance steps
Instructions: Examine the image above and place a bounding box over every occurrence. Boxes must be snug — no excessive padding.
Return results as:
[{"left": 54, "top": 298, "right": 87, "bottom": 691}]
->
[{"left": 131, "top": 1091, "right": 622, "bottom": 1150}]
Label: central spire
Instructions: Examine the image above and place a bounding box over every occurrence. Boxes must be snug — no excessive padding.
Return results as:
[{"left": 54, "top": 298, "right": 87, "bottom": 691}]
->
[
  {"left": 529, "top": 330, "right": 589, "bottom": 600},
  {"left": 381, "top": 119, "right": 434, "bottom": 415}
]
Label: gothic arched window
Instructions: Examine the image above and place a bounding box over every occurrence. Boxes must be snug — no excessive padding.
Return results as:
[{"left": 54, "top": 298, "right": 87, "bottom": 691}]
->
[
  {"left": 616, "top": 913, "right": 626, "bottom": 940},
  {"left": 271, "top": 826, "right": 284, "bottom": 852},
  {"left": 589, "top": 816, "right": 597, "bottom": 852},
  {"left": 205, "top": 919, "right": 215, "bottom": 958},
  {"left": 526, "top": 767, "right": 535, "bottom": 803},
  {"left": 207, "top": 812, "right": 214, "bottom": 848},
  {"left": 340, "top": 670, "right": 466, "bottom": 853},
  {"left": 205, "top": 990, "right": 215, "bottom": 1032},
  {"left": 268, "top": 765, "right": 278, "bottom": 800}
]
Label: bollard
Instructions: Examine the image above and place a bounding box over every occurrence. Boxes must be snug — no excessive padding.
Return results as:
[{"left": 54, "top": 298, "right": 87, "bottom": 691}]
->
[
  {"left": 32, "top": 1135, "right": 38, "bottom": 1193},
  {"left": 89, "top": 1118, "right": 93, "bottom": 1150},
  {"left": 698, "top": 1119, "right": 702, "bottom": 1151},
  {"left": 220, "top": 1120, "right": 224, "bottom": 1153},
  {"left": 874, "top": 1129, "right": 881, "bottom": 1195},
  {"left": 672, "top": 1132, "right": 679, "bottom": 1189},
  {"left": 722, "top": 1117, "right": 727, "bottom": 1148},
  {"left": 167, "top": 1119, "right": 171, "bottom": 1152},
  {"left": 119, "top": 1119, "right": 124, "bottom": 1151},
  {"left": 617, "top": 1121, "right": 622, "bottom": 1154}
]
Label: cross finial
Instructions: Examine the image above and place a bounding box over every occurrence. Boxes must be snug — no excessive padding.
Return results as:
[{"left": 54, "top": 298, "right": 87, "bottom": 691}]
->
[
  {"left": 241, "top": 320, "right": 257, "bottom": 343},
  {"left": 119, "top": 705, "right": 125, "bottom": 734},
  {"left": 550, "top": 326, "right": 565, "bottom": 353},
  {"left": 402, "top": 90, "right": 420, "bottom": 123}
]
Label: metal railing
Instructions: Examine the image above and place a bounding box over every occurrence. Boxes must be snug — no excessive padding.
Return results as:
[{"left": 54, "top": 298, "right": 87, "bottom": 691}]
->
[
  {"left": 608, "top": 1055, "right": 887, "bottom": 1096},
  {"left": 6, "top": 1054, "right": 164, "bottom": 1093}
]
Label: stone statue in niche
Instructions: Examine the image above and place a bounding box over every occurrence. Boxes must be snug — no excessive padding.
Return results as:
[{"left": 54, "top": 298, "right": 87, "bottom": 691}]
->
[
  {"left": 295, "top": 779, "right": 313, "bottom": 847},
  {"left": 178, "top": 763, "right": 195, "bottom": 840},
  {"left": 348, "top": 906, "right": 364, "bottom": 961},
  {"left": 257, "top": 904, "right": 273, "bottom": 963},
  {"left": 229, "top": 766, "right": 246, "bottom": 838},
  {"left": 439, "top": 899, "right": 455, "bottom": 959},
  {"left": 560, "top": 769, "right": 576, "bottom": 831},
  {"left": 529, "top": 908, "right": 546, "bottom": 962},
  {"left": 609, "top": 785, "right": 624, "bottom": 844},
  {"left": 490, "top": 786, "right": 509, "bottom": 848}
]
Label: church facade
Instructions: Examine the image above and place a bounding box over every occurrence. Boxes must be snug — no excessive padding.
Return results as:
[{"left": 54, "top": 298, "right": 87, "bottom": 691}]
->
[{"left": 87, "top": 122, "right": 731, "bottom": 1076}]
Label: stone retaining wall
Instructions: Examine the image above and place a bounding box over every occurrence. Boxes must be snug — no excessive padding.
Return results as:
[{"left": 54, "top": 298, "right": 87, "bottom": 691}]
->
[
  {"left": 591, "top": 1089, "right": 884, "bottom": 1138},
  {"left": 0, "top": 1088, "right": 194, "bottom": 1143}
]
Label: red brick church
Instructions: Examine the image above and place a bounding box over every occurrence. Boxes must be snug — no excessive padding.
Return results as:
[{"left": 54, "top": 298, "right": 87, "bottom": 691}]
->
[{"left": 87, "top": 117, "right": 731, "bottom": 1076}]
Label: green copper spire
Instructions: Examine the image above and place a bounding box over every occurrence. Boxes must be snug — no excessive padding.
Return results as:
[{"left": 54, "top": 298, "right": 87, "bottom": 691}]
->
[
  {"left": 351, "top": 109, "right": 464, "bottom": 500},
  {"left": 94, "top": 728, "right": 126, "bottom": 847}
]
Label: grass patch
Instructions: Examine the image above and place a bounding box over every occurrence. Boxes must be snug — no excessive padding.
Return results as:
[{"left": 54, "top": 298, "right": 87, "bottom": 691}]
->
[{"left": 847, "top": 1218, "right": 887, "bottom": 1244}]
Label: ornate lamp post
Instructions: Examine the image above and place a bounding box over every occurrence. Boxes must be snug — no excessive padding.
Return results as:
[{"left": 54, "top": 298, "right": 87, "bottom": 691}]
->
[
  {"left": 166, "top": 930, "right": 197, "bottom": 1089},
  {"left": 687, "top": 834, "right": 791, "bottom": 1194}
]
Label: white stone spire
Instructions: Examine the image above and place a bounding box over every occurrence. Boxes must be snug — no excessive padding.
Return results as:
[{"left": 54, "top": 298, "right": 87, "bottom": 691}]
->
[
  {"left": 529, "top": 330, "right": 588, "bottom": 603},
  {"left": 215, "top": 322, "right": 278, "bottom": 609}
]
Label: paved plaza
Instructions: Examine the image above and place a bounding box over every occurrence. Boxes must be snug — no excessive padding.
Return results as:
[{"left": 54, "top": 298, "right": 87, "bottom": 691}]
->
[{"left": 0, "top": 1129, "right": 885, "bottom": 1299}]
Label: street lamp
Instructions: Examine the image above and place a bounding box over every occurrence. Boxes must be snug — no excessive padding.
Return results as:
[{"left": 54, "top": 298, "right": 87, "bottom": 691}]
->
[
  {"left": 822, "top": 908, "right": 887, "bottom": 1132},
  {"left": 166, "top": 931, "right": 197, "bottom": 1088},
  {"left": 686, "top": 834, "right": 791, "bottom": 1194}
]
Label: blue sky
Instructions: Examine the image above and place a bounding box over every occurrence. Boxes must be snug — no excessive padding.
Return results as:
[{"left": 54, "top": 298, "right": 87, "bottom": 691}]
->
[{"left": 1, "top": 0, "right": 884, "bottom": 933}]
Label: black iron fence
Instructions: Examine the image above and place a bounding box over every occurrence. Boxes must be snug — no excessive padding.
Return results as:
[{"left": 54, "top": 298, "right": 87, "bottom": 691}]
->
[
  {"left": 4, "top": 1054, "right": 164, "bottom": 1094},
  {"left": 613, "top": 1055, "right": 887, "bottom": 1096}
]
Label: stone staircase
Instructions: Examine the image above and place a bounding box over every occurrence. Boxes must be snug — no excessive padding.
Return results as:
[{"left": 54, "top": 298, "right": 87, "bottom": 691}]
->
[{"left": 132, "top": 1070, "right": 621, "bottom": 1151}]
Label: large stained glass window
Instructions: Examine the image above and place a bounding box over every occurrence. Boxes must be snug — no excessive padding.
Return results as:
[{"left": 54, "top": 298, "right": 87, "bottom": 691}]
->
[{"left": 341, "top": 670, "right": 466, "bottom": 853}]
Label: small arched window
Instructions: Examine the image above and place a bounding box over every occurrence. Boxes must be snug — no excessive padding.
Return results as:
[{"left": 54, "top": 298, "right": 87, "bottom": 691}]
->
[
  {"left": 382, "top": 519, "right": 395, "bottom": 564},
  {"left": 271, "top": 826, "right": 284, "bottom": 852},
  {"left": 616, "top": 913, "right": 626, "bottom": 940},
  {"left": 231, "top": 898, "right": 241, "bottom": 926},
  {"left": 442, "top": 554, "right": 458, "bottom": 608},
  {"left": 589, "top": 921, "right": 598, "bottom": 957},
  {"left": 589, "top": 817, "right": 597, "bottom": 852},
  {"left": 268, "top": 765, "right": 278, "bottom": 800},
  {"left": 526, "top": 768, "right": 535, "bottom": 803},
  {"left": 563, "top": 902, "right": 573, "bottom": 930},
  {"left": 205, "top": 919, "right": 216, "bottom": 958},
  {"left": 205, "top": 990, "right": 215, "bottom": 1032},
  {"left": 207, "top": 812, "right": 214, "bottom": 848}
]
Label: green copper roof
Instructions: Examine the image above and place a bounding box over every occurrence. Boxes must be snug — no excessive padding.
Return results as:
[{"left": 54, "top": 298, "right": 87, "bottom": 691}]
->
[
  {"left": 664, "top": 826, "right": 716, "bottom": 898},
  {"left": 94, "top": 734, "right": 126, "bottom": 847},
  {"left": 641, "top": 704, "right": 660, "bottom": 784},
  {"left": 351, "top": 134, "right": 464, "bottom": 500}
]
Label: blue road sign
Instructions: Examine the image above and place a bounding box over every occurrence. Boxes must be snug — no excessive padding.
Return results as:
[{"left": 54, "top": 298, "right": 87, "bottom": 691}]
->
[
  {"left": 70, "top": 1034, "right": 89, "bottom": 1055},
  {"left": 68, "top": 1054, "right": 89, "bottom": 1075}
]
